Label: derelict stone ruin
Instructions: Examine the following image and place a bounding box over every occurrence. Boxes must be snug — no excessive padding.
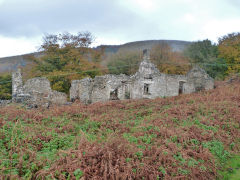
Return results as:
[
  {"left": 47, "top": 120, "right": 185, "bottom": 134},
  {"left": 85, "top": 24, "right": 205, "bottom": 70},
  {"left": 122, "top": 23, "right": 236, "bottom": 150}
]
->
[
  {"left": 6, "top": 49, "right": 214, "bottom": 107},
  {"left": 11, "top": 69, "right": 67, "bottom": 108},
  {"left": 70, "top": 49, "right": 214, "bottom": 104}
]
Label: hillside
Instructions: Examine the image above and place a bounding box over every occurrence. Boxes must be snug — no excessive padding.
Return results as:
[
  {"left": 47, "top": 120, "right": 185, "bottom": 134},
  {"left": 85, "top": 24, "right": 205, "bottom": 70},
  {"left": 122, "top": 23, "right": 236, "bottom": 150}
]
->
[
  {"left": 0, "top": 52, "right": 42, "bottom": 74},
  {"left": 0, "top": 40, "right": 191, "bottom": 73},
  {"left": 0, "top": 81, "right": 239, "bottom": 179},
  {"left": 97, "top": 40, "right": 192, "bottom": 54}
]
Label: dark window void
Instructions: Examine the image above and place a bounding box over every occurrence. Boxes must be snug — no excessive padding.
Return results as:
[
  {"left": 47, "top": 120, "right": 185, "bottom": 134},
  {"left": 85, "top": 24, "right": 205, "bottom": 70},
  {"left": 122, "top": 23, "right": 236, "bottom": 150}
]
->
[
  {"left": 179, "top": 81, "right": 186, "bottom": 94},
  {"left": 144, "top": 84, "right": 150, "bottom": 95},
  {"left": 125, "top": 91, "right": 130, "bottom": 99},
  {"left": 110, "top": 89, "right": 119, "bottom": 100}
]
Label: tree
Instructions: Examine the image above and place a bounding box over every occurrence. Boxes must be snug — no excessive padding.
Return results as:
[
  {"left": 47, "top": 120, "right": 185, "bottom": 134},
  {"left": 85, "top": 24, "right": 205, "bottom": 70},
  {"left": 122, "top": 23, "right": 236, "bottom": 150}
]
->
[
  {"left": 32, "top": 32, "right": 104, "bottom": 93},
  {"left": 150, "top": 43, "right": 190, "bottom": 74},
  {"left": 204, "top": 58, "right": 228, "bottom": 80},
  {"left": 184, "top": 39, "right": 228, "bottom": 79},
  {"left": 0, "top": 74, "right": 12, "bottom": 100},
  {"left": 184, "top": 39, "right": 218, "bottom": 64},
  {"left": 150, "top": 42, "right": 171, "bottom": 66},
  {"left": 107, "top": 50, "right": 141, "bottom": 75},
  {"left": 218, "top": 32, "right": 240, "bottom": 74}
]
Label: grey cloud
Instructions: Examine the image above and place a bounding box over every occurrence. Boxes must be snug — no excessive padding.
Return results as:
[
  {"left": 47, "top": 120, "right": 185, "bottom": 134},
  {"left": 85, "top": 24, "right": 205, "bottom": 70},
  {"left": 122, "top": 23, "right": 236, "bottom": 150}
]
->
[
  {"left": 0, "top": 0, "right": 239, "bottom": 46},
  {"left": 0, "top": 0, "right": 148, "bottom": 39}
]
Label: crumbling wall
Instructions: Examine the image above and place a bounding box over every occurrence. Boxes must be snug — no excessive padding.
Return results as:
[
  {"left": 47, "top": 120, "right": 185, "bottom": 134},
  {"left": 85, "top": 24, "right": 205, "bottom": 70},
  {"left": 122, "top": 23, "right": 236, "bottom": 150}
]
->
[
  {"left": 104, "top": 74, "right": 130, "bottom": 101},
  {"left": 130, "top": 53, "right": 164, "bottom": 99},
  {"left": 0, "top": 100, "right": 11, "bottom": 106},
  {"left": 186, "top": 66, "right": 214, "bottom": 92},
  {"left": 131, "top": 73, "right": 188, "bottom": 99},
  {"left": 70, "top": 80, "right": 80, "bottom": 102},
  {"left": 70, "top": 78, "right": 93, "bottom": 104},
  {"left": 130, "top": 52, "right": 188, "bottom": 99},
  {"left": 23, "top": 77, "right": 52, "bottom": 95},
  {"left": 70, "top": 74, "right": 131, "bottom": 104},
  {"left": 9, "top": 50, "right": 215, "bottom": 106},
  {"left": 12, "top": 68, "right": 23, "bottom": 100},
  {"left": 91, "top": 76, "right": 109, "bottom": 103},
  {"left": 11, "top": 69, "right": 67, "bottom": 107},
  {"left": 165, "top": 75, "right": 187, "bottom": 96},
  {"left": 49, "top": 90, "right": 68, "bottom": 105},
  {"left": 130, "top": 74, "right": 165, "bottom": 99},
  {"left": 70, "top": 49, "right": 215, "bottom": 104}
]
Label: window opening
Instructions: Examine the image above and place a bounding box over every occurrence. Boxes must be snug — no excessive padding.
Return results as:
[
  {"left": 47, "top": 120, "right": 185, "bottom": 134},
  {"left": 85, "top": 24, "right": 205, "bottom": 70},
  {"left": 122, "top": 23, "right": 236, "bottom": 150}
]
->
[
  {"left": 110, "top": 89, "right": 119, "bottom": 100},
  {"left": 144, "top": 84, "right": 150, "bottom": 95}
]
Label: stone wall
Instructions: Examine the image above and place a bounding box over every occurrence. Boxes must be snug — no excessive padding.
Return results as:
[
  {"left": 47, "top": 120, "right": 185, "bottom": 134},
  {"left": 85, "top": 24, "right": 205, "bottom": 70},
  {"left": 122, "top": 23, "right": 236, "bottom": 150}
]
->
[
  {"left": 12, "top": 68, "right": 23, "bottom": 100},
  {"left": 9, "top": 49, "right": 214, "bottom": 106},
  {"left": 0, "top": 100, "right": 11, "bottom": 106},
  {"left": 70, "top": 49, "right": 214, "bottom": 104},
  {"left": 49, "top": 90, "right": 68, "bottom": 105},
  {"left": 70, "top": 74, "right": 131, "bottom": 104},
  {"left": 23, "top": 77, "right": 52, "bottom": 95},
  {"left": 186, "top": 66, "right": 214, "bottom": 92},
  {"left": 11, "top": 70, "right": 68, "bottom": 108},
  {"left": 130, "top": 58, "right": 188, "bottom": 99},
  {"left": 70, "top": 78, "right": 93, "bottom": 104}
]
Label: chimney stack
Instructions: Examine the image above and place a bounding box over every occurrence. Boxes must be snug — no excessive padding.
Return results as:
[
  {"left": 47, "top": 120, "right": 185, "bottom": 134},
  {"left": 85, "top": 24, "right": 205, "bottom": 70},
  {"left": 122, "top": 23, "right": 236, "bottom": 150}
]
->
[{"left": 143, "top": 49, "right": 150, "bottom": 61}]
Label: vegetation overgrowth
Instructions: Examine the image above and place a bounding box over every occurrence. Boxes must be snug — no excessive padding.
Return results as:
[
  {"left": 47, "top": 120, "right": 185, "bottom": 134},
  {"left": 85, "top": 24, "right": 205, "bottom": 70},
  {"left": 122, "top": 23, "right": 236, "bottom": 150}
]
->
[
  {"left": 28, "top": 32, "right": 105, "bottom": 94},
  {"left": 0, "top": 74, "right": 12, "bottom": 100},
  {"left": 0, "top": 81, "right": 240, "bottom": 179}
]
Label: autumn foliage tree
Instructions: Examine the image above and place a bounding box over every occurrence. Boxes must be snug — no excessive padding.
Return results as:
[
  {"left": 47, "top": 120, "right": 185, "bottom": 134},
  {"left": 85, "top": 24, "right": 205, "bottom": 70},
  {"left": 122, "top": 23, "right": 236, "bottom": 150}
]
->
[
  {"left": 218, "top": 32, "right": 240, "bottom": 74},
  {"left": 32, "top": 32, "right": 104, "bottom": 93},
  {"left": 150, "top": 42, "right": 190, "bottom": 74},
  {"left": 106, "top": 43, "right": 190, "bottom": 75}
]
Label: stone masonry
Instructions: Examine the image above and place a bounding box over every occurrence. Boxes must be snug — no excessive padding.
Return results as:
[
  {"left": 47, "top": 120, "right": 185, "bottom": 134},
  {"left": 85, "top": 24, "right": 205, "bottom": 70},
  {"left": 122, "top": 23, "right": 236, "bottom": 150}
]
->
[
  {"left": 12, "top": 70, "right": 67, "bottom": 108},
  {"left": 9, "top": 49, "right": 214, "bottom": 106},
  {"left": 70, "top": 49, "right": 214, "bottom": 104}
]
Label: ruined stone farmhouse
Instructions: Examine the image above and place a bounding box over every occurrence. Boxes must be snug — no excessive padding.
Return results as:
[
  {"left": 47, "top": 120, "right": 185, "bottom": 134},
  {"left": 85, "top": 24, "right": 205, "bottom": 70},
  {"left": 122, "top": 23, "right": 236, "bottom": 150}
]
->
[
  {"left": 7, "top": 49, "right": 214, "bottom": 107},
  {"left": 70, "top": 49, "right": 214, "bottom": 104}
]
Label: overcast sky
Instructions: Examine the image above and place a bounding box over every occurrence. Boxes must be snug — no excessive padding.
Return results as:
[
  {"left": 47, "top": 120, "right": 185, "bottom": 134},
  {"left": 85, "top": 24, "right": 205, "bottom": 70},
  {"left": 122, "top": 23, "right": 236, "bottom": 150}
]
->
[{"left": 0, "top": 0, "right": 240, "bottom": 58}]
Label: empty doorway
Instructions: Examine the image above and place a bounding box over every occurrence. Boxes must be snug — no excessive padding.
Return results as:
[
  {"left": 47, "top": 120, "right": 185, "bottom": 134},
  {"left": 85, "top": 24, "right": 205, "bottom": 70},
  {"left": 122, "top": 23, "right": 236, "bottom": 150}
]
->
[{"left": 179, "top": 81, "right": 185, "bottom": 95}]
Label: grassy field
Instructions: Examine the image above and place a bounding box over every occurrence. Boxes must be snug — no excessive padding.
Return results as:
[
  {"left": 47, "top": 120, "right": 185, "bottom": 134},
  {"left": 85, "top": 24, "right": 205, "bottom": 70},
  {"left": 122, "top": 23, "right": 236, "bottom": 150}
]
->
[{"left": 0, "top": 82, "right": 240, "bottom": 179}]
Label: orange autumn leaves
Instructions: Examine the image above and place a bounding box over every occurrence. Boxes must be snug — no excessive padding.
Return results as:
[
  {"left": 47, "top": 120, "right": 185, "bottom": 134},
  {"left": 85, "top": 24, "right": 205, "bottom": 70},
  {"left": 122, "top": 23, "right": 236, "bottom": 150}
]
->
[
  {"left": 31, "top": 32, "right": 105, "bottom": 93},
  {"left": 218, "top": 32, "right": 240, "bottom": 74}
]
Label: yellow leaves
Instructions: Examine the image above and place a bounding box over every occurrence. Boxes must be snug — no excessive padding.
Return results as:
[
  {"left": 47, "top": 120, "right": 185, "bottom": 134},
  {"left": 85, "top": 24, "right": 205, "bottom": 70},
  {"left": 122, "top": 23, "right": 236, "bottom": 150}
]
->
[
  {"left": 52, "top": 81, "right": 65, "bottom": 92},
  {"left": 28, "top": 32, "right": 105, "bottom": 94},
  {"left": 218, "top": 32, "right": 240, "bottom": 74},
  {"left": 157, "top": 64, "right": 189, "bottom": 75}
]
